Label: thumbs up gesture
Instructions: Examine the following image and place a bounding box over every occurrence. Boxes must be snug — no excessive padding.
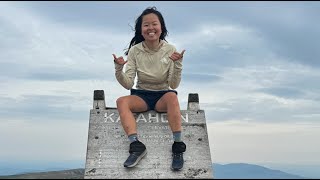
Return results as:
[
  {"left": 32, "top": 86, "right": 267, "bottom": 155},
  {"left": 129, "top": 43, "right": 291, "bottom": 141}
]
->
[
  {"left": 169, "top": 50, "right": 185, "bottom": 61},
  {"left": 112, "top": 54, "right": 127, "bottom": 65}
]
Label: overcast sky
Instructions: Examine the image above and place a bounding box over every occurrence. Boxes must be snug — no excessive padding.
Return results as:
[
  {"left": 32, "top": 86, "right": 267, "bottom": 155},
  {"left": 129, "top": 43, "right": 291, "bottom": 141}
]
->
[{"left": 1, "top": 1, "right": 320, "bottom": 176}]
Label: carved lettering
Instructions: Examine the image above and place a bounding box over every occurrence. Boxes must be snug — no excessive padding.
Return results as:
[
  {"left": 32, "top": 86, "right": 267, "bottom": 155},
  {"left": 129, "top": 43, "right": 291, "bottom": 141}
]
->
[
  {"left": 104, "top": 113, "right": 115, "bottom": 122},
  {"left": 137, "top": 114, "right": 147, "bottom": 122},
  {"left": 161, "top": 113, "right": 168, "bottom": 123},
  {"left": 181, "top": 113, "right": 188, "bottom": 123},
  {"left": 116, "top": 116, "right": 121, "bottom": 123},
  {"left": 154, "top": 126, "right": 169, "bottom": 130},
  {"left": 103, "top": 112, "right": 189, "bottom": 123},
  {"left": 148, "top": 113, "right": 159, "bottom": 123}
]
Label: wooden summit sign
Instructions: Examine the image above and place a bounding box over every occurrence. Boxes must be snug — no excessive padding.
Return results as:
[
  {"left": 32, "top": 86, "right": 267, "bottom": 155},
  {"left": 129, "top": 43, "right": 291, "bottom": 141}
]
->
[{"left": 84, "top": 90, "right": 213, "bottom": 179}]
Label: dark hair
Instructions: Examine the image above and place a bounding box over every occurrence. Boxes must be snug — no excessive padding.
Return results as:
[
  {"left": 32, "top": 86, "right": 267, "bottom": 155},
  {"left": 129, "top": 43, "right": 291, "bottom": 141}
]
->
[{"left": 124, "top": 6, "right": 168, "bottom": 55}]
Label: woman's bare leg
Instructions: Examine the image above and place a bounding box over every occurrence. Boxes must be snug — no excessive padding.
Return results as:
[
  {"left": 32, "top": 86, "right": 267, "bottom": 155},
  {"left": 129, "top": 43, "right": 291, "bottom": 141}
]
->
[
  {"left": 154, "top": 92, "right": 181, "bottom": 132},
  {"left": 116, "top": 95, "right": 148, "bottom": 136}
]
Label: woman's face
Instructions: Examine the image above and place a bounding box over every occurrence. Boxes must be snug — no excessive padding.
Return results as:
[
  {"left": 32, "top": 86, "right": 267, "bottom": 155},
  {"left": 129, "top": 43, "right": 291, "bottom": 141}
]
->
[{"left": 141, "top": 13, "right": 162, "bottom": 43}]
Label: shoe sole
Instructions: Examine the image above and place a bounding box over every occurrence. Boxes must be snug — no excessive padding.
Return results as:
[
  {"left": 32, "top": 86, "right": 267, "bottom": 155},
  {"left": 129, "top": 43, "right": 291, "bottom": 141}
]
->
[
  {"left": 124, "top": 149, "right": 147, "bottom": 168},
  {"left": 171, "top": 166, "right": 183, "bottom": 171}
]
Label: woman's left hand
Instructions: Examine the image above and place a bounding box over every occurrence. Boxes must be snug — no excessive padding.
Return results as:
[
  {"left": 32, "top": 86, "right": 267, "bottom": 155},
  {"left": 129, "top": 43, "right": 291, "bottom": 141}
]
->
[{"left": 169, "top": 50, "right": 185, "bottom": 61}]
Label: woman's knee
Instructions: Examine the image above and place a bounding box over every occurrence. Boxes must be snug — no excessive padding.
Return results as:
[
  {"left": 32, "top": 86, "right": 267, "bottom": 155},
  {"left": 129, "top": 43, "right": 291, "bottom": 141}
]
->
[
  {"left": 116, "top": 96, "right": 127, "bottom": 108},
  {"left": 165, "top": 92, "right": 179, "bottom": 106}
]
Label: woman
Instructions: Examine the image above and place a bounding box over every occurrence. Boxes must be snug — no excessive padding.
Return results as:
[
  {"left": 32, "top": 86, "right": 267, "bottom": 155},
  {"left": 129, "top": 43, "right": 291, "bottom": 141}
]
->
[{"left": 112, "top": 6, "right": 186, "bottom": 171}]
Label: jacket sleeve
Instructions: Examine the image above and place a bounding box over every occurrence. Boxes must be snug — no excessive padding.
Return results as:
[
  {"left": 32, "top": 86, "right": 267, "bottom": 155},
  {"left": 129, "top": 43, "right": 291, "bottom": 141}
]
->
[
  {"left": 114, "top": 49, "right": 136, "bottom": 90},
  {"left": 168, "top": 47, "right": 183, "bottom": 89}
]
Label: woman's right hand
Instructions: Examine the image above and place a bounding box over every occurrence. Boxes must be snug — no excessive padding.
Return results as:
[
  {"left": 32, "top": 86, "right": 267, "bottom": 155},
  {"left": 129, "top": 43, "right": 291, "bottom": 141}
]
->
[{"left": 112, "top": 54, "right": 127, "bottom": 65}]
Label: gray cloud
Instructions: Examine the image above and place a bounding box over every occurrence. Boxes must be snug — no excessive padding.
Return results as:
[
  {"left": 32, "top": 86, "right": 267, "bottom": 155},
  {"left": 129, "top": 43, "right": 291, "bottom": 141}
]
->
[
  {"left": 170, "top": 2, "right": 320, "bottom": 67},
  {"left": 257, "top": 87, "right": 304, "bottom": 99},
  {"left": 0, "top": 95, "right": 89, "bottom": 121},
  {"left": 0, "top": 62, "right": 114, "bottom": 81},
  {"left": 183, "top": 73, "right": 223, "bottom": 83},
  {"left": 9, "top": 1, "right": 320, "bottom": 68},
  {"left": 204, "top": 96, "right": 320, "bottom": 123}
]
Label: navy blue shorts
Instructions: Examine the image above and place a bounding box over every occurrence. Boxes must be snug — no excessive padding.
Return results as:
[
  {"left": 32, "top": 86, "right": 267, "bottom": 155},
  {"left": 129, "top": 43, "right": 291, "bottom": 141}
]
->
[{"left": 130, "top": 89, "right": 178, "bottom": 111}]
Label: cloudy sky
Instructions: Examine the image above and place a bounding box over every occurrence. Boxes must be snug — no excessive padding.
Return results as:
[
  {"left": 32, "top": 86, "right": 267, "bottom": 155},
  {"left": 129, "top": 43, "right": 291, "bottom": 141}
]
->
[{"left": 1, "top": 1, "right": 320, "bottom": 177}]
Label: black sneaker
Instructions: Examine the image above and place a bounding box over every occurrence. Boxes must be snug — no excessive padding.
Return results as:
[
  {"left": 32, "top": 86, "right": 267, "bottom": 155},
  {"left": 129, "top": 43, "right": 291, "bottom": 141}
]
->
[
  {"left": 171, "top": 141, "right": 186, "bottom": 171},
  {"left": 124, "top": 141, "right": 147, "bottom": 168}
]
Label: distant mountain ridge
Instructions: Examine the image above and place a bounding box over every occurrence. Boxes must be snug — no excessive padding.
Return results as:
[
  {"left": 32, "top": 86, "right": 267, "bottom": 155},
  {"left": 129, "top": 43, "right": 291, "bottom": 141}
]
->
[
  {"left": 0, "top": 168, "right": 84, "bottom": 179},
  {"left": 214, "top": 163, "right": 306, "bottom": 179},
  {"left": 0, "top": 163, "right": 307, "bottom": 179}
]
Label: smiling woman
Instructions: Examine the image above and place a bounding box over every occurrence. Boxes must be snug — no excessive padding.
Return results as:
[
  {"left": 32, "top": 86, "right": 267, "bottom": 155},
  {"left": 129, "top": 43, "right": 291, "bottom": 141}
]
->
[{"left": 112, "top": 6, "right": 187, "bottom": 170}]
